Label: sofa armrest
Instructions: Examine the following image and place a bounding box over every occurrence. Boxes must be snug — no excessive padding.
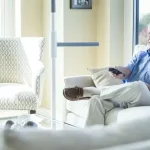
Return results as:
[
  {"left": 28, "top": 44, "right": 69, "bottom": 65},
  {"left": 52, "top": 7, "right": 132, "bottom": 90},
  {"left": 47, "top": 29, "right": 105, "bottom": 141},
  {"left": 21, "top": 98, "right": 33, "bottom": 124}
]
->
[{"left": 64, "top": 75, "right": 95, "bottom": 87}]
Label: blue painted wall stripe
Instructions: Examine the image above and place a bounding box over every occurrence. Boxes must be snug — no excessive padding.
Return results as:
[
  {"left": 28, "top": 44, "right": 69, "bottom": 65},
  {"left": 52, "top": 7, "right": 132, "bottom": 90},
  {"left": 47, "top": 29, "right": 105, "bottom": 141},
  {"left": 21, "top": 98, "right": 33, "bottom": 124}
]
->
[{"left": 57, "top": 42, "right": 99, "bottom": 47}]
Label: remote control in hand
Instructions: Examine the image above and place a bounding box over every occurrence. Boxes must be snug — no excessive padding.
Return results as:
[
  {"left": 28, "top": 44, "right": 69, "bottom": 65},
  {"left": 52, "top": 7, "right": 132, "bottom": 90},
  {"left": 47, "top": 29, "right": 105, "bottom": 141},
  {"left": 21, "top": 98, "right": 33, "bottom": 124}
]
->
[{"left": 109, "top": 68, "right": 125, "bottom": 76}]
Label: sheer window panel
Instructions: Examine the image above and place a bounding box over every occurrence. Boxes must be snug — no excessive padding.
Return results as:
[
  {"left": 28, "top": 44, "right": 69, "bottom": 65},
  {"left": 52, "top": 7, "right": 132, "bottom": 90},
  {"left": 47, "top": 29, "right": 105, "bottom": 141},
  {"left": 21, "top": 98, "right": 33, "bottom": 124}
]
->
[
  {"left": 0, "top": 0, "right": 21, "bottom": 37},
  {"left": 138, "top": 0, "right": 150, "bottom": 45}
]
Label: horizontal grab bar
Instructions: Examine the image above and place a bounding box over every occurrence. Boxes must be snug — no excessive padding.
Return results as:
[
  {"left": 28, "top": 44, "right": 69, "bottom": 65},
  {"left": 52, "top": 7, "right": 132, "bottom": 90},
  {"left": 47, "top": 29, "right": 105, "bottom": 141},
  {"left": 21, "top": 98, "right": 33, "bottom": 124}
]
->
[{"left": 57, "top": 42, "right": 99, "bottom": 47}]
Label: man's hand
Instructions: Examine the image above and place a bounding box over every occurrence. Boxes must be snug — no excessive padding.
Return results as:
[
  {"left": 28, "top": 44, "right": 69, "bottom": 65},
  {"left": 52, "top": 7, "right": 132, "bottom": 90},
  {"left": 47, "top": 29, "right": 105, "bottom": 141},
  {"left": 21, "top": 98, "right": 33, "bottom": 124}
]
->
[
  {"left": 109, "top": 66, "right": 131, "bottom": 80},
  {"left": 109, "top": 72, "right": 125, "bottom": 79}
]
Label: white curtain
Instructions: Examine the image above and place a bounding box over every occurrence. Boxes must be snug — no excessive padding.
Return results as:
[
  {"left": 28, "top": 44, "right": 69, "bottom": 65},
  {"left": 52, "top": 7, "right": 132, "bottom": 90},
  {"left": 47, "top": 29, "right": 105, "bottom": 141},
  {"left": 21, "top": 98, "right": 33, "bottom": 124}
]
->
[{"left": 0, "top": 0, "right": 21, "bottom": 37}]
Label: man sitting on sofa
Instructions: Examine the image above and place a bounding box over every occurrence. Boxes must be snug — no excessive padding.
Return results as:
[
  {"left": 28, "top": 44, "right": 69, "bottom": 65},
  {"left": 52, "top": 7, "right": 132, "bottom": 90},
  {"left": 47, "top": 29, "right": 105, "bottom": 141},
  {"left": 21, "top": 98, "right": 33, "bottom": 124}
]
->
[{"left": 63, "top": 24, "right": 150, "bottom": 126}]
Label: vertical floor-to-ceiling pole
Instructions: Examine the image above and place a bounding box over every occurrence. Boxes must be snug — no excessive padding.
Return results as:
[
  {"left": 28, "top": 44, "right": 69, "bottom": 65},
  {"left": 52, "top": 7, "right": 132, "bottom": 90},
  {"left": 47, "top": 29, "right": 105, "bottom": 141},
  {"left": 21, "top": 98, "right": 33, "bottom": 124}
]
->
[
  {"left": 51, "top": 0, "right": 57, "bottom": 129},
  {"left": 50, "top": 0, "right": 99, "bottom": 129}
]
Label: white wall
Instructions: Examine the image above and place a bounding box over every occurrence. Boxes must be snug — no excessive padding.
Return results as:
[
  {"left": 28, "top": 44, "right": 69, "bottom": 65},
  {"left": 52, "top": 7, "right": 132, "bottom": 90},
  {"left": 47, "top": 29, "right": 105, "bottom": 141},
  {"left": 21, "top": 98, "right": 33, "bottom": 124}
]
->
[
  {"left": 64, "top": 0, "right": 97, "bottom": 76},
  {"left": 21, "top": 0, "right": 43, "bottom": 36},
  {"left": 42, "top": 0, "right": 51, "bottom": 108},
  {"left": 109, "top": 0, "right": 124, "bottom": 66},
  {"left": 96, "top": 0, "right": 110, "bottom": 67},
  {"left": 96, "top": 0, "right": 131, "bottom": 67}
]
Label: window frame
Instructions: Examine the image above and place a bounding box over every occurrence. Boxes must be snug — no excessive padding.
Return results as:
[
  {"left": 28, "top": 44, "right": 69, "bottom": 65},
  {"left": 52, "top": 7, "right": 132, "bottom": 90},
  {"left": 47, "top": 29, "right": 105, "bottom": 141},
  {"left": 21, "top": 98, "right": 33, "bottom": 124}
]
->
[{"left": 133, "top": 0, "right": 139, "bottom": 48}]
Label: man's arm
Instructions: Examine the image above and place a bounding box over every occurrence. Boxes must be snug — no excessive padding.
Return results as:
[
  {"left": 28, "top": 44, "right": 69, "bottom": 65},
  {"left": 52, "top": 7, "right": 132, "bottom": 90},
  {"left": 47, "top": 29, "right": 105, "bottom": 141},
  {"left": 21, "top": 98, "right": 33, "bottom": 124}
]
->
[
  {"left": 110, "top": 51, "right": 145, "bottom": 80},
  {"left": 114, "top": 66, "right": 131, "bottom": 79}
]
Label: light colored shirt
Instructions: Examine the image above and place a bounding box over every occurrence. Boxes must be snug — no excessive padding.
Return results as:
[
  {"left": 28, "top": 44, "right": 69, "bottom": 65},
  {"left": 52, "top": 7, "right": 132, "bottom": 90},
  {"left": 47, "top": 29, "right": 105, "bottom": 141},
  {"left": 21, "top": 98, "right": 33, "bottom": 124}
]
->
[{"left": 126, "top": 50, "right": 150, "bottom": 84}]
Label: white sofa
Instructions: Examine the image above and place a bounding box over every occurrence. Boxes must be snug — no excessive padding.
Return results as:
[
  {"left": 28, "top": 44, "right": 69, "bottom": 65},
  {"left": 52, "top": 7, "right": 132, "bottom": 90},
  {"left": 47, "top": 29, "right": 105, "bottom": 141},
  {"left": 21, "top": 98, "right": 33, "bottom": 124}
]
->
[
  {"left": 64, "top": 45, "right": 150, "bottom": 128},
  {"left": 2, "top": 116, "right": 150, "bottom": 150}
]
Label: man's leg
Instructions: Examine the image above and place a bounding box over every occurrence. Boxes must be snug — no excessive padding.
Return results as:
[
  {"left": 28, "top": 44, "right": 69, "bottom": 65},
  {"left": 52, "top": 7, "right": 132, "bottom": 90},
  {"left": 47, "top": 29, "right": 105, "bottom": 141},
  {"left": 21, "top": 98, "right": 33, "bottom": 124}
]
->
[
  {"left": 97, "top": 81, "right": 150, "bottom": 108},
  {"left": 85, "top": 95, "right": 115, "bottom": 127},
  {"left": 97, "top": 81, "right": 145, "bottom": 108},
  {"left": 136, "top": 81, "right": 150, "bottom": 106},
  {"left": 83, "top": 87, "right": 101, "bottom": 97},
  {"left": 64, "top": 81, "right": 149, "bottom": 106}
]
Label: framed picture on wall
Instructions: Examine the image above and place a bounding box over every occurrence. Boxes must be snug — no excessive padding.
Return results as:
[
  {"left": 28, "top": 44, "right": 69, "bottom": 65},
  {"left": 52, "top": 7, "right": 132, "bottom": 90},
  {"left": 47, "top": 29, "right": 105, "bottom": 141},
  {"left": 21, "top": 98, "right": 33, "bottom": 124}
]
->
[{"left": 70, "top": 0, "right": 92, "bottom": 9}]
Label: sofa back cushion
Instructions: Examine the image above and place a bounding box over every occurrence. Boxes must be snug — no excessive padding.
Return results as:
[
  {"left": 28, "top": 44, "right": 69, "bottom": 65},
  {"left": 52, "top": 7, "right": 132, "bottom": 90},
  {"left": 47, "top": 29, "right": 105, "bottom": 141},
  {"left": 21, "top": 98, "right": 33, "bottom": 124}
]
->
[{"left": 88, "top": 68, "right": 123, "bottom": 87}]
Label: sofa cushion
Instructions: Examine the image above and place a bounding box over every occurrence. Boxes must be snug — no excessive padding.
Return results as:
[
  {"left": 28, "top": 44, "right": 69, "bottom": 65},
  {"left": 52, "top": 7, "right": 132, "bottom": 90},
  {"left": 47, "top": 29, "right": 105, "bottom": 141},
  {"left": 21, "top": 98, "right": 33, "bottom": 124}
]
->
[
  {"left": 88, "top": 68, "right": 123, "bottom": 87},
  {"left": 66, "top": 113, "right": 86, "bottom": 128},
  {"left": 117, "top": 106, "right": 150, "bottom": 123},
  {"left": 66, "top": 100, "right": 89, "bottom": 118},
  {"left": 105, "top": 108, "right": 123, "bottom": 125},
  {"left": 0, "top": 83, "right": 37, "bottom": 110},
  {"left": 66, "top": 108, "right": 124, "bottom": 127},
  {"left": 64, "top": 75, "right": 95, "bottom": 88}
]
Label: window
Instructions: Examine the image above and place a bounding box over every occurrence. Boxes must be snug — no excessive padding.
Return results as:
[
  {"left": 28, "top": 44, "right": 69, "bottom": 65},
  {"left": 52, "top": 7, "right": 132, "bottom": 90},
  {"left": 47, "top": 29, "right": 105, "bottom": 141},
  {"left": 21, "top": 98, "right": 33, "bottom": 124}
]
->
[
  {"left": 134, "top": 0, "right": 150, "bottom": 45},
  {"left": 0, "top": 0, "right": 21, "bottom": 37}
]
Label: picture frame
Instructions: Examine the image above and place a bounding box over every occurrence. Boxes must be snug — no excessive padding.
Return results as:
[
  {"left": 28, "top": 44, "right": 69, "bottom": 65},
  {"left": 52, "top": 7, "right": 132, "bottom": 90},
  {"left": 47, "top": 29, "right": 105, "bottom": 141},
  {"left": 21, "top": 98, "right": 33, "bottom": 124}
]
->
[{"left": 70, "top": 0, "right": 92, "bottom": 9}]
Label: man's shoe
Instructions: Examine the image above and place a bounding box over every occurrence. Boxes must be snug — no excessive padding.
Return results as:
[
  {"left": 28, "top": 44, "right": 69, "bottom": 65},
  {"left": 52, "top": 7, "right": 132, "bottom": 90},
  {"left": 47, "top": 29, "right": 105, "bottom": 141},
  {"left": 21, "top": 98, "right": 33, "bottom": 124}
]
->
[{"left": 63, "top": 86, "right": 90, "bottom": 101}]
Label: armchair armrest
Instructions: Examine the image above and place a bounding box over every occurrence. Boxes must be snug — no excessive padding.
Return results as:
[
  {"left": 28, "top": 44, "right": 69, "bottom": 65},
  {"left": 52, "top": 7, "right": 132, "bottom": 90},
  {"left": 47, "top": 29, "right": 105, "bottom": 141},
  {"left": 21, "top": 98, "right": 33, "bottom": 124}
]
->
[
  {"left": 31, "top": 61, "right": 45, "bottom": 105},
  {"left": 64, "top": 75, "right": 95, "bottom": 88}
]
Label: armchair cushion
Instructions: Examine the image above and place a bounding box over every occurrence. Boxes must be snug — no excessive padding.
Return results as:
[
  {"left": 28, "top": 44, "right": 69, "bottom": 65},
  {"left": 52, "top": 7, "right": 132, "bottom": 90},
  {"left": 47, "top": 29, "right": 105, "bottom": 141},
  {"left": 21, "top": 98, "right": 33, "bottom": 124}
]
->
[{"left": 0, "top": 83, "right": 37, "bottom": 110}]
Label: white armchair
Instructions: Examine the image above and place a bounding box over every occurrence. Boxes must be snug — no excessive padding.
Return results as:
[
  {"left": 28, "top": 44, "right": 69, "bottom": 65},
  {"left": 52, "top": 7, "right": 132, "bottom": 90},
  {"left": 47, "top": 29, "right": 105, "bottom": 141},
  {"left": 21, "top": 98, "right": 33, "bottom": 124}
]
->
[
  {"left": 0, "top": 38, "right": 45, "bottom": 114},
  {"left": 64, "top": 45, "right": 150, "bottom": 128}
]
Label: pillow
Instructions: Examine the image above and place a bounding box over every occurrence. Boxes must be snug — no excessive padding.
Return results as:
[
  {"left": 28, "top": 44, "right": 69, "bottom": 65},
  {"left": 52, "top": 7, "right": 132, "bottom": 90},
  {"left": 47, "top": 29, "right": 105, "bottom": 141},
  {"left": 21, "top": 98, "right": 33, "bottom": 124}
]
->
[
  {"left": 87, "top": 67, "right": 108, "bottom": 74},
  {"left": 88, "top": 68, "right": 123, "bottom": 87}
]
